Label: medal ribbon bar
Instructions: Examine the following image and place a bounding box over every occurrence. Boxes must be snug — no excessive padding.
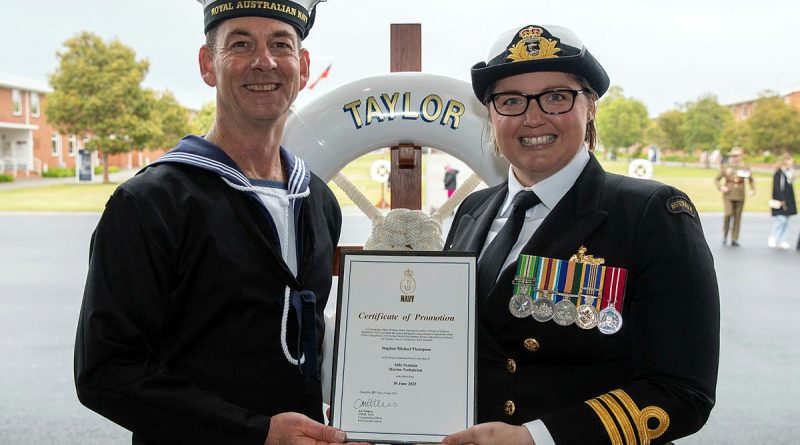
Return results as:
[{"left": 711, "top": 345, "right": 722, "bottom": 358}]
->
[
  {"left": 512, "top": 254, "right": 537, "bottom": 296},
  {"left": 601, "top": 266, "right": 627, "bottom": 312},
  {"left": 516, "top": 254, "right": 628, "bottom": 311}
]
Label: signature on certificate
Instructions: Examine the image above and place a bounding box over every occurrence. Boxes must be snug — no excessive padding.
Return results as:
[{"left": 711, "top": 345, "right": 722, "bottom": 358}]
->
[{"left": 354, "top": 398, "right": 399, "bottom": 409}]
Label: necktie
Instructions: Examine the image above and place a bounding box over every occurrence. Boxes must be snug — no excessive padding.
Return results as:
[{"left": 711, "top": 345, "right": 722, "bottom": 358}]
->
[{"left": 477, "top": 190, "right": 540, "bottom": 299}]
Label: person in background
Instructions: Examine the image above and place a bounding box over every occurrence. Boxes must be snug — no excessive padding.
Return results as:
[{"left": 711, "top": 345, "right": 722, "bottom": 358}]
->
[
  {"left": 768, "top": 153, "right": 796, "bottom": 249},
  {"left": 715, "top": 147, "right": 755, "bottom": 246},
  {"left": 443, "top": 23, "right": 719, "bottom": 445},
  {"left": 73, "top": 1, "right": 356, "bottom": 444},
  {"left": 444, "top": 163, "right": 460, "bottom": 198}
]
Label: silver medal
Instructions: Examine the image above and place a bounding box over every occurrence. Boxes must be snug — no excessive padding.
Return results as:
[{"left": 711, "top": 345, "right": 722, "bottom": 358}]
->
[
  {"left": 552, "top": 299, "right": 578, "bottom": 326},
  {"left": 530, "top": 291, "right": 555, "bottom": 322},
  {"left": 597, "top": 307, "right": 623, "bottom": 334},
  {"left": 575, "top": 304, "right": 599, "bottom": 330},
  {"left": 508, "top": 294, "right": 534, "bottom": 318}
]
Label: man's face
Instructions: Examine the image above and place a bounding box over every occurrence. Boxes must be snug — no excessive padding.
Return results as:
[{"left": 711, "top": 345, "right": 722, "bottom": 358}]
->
[{"left": 199, "top": 17, "right": 309, "bottom": 125}]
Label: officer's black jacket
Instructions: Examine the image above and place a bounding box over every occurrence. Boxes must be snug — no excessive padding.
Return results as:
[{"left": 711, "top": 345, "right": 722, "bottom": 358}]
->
[{"left": 446, "top": 154, "right": 719, "bottom": 444}]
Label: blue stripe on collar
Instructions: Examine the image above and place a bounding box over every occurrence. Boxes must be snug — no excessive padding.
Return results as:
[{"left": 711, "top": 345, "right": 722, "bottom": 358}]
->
[
  {"left": 280, "top": 146, "right": 310, "bottom": 196},
  {"left": 154, "top": 135, "right": 251, "bottom": 187},
  {"left": 152, "top": 135, "right": 311, "bottom": 195}
]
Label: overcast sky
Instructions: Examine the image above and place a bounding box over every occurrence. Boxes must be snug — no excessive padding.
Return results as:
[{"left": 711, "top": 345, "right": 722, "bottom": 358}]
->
[{"left": 3, "top": 0, "right": 799, "bottom": 116}]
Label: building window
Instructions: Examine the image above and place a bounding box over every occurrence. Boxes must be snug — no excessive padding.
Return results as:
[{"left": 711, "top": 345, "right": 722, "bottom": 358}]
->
[
  {"left": 68, "top": 135, "right": 77, "bottom": 156},
  {"left": 51, "top": 133, "right": 61, "bottom": 156},
  {"left": 12, "top": 89, "right": 22, "bottom": 115},
  {"left": 31, "top": 92, "right": 40, "bottom": 117}
]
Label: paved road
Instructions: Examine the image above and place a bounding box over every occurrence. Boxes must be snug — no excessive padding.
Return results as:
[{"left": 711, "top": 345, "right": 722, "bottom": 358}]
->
[{"left": 1, "top": 211, "right": 798, "bottom": 444}]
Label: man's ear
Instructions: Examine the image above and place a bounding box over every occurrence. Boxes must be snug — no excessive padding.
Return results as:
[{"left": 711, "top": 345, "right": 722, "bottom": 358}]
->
[
  {"left": 298, "top": 48, "right": 310, "bottom": 91},
  {"left": 199, "top": 45, "right": 217, "bottom": 87}
]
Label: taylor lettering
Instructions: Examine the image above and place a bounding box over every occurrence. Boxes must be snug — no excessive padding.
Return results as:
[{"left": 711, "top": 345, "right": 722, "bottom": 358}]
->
[{"left": 342, "top": 92, "right": 466, "bottom": 130}]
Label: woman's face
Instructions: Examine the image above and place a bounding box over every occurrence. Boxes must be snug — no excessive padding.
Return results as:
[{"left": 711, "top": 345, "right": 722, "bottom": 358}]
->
[{"left": 489, "top": 71, "right": 595, "bottom": 187}]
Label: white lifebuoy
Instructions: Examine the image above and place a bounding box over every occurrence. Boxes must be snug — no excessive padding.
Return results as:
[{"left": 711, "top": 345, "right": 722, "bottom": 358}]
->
[
  {"left": 283, "top": 72, "right": 509, "bottom": 186},
  {"left": 628, "top": 159, "right": 654, "bottom": 179}
]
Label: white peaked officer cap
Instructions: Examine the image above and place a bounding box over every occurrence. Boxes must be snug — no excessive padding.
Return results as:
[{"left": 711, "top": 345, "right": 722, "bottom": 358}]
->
[
  {"left": 197, "top": 0, "right": 327, "bottom": 39},
  {"left": 471, "top": 24, "right": 610, "bottom": 102}
]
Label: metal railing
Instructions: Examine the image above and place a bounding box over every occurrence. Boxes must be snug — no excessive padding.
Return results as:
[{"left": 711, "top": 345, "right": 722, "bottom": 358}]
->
[{"left": 1, "top": 158, "right": 33, "bottom": 176}]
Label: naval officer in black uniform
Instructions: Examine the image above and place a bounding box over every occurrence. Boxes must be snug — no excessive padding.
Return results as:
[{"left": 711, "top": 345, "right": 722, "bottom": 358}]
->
[
  {"left": 443, "top": 24, "right": 719, "bottom": 445},
  {"left": 73, "top": 1, "right": 358, "bottom": 444}
]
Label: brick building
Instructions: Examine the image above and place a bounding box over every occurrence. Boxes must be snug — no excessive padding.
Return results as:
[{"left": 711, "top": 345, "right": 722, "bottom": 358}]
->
[
  {"left": 0, "top": 74, "right": 70, "bottom": 175},
  {"left": 727, "top": 88, "right": 800, "bottom": 121},
  {"left": 1, "top": 73, "right": 169, "bottom": 177}
]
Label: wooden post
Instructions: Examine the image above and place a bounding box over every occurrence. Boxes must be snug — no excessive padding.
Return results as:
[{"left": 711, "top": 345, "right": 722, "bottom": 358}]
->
[
  {"left": 390, "top": 144, "right": 422, "bottom": 210},
  {"left": 334, "top": 25, "right": 423, "bottom": 262},
  {"left": 389, "top": 23, "right": 422, "bottom": 210},
  {"left": 390, "top": 24, "right": 421, "bottom": 72}
]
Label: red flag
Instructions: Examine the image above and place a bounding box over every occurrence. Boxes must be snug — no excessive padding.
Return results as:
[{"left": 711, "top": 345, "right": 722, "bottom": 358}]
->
[{"left": 307, "top": 63, "right": 332, "bottom": 90}]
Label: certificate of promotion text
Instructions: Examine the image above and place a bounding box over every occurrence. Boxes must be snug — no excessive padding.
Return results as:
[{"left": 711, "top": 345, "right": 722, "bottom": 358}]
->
[{"left": 331, "top": 251, "right": 476, "bottom": 444}]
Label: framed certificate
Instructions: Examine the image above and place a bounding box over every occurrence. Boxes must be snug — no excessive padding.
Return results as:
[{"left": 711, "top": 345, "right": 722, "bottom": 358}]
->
[{"left": 330, "top": 250, "right": 477, "bottom": 444}]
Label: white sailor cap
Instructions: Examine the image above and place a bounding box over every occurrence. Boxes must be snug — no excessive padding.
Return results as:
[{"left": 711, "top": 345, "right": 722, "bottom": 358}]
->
[{"left": 198, "top": 0, "right": 327, "bottom": 39}]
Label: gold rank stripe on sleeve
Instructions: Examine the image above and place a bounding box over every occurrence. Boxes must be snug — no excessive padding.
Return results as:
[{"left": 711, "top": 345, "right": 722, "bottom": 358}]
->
[
  {"left": 585, "top": 398, "right": 623, "bottom": 445},
  {"left": 610, "top": 389, "right": 670, "bottom": 445},
  {"left": 586, "top": 389, "right": 671, "bottom": 445},
  {"left": 598, "top": 394, "right": 637, "bottom": 445}
]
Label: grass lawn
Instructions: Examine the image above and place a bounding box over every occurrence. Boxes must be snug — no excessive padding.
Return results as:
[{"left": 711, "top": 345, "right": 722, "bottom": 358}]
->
[
  {"left": 600, "top": 160, "right": 774, "bottom": 213},
  {"left": 0, "top": 184, "right": 119, "bottom": 212},
  {"left": 327, "top": 151, "right": 393, "bottom": 207},
  {"left": 0, "top": 155, "right": 776, "bottom": 213}
]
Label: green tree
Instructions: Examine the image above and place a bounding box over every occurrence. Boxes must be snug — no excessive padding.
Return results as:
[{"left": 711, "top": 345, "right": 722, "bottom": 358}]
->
[
  {"left": 46, "top": 32, "right": 150, "bottom": 183},
  {"left": 643, "top": 120, "right": 666, "bottom": 151},
  {"left": 719, "top": 118, "right": 749, "bottom": 153},
  {"left": 654, "top": 110, "right": 686, "bottom": 151},
  {"left": 681, "top": 94, "right": 731, "bottom": 154},
  {"left": 150, "top": 90, "right": 191, "bottom": 150},
  {"left": 745, "top": 93, "right": 800, "bottom": 155},
  {"left": 126, "top": 89, "right": 161, "bottom": 164},
  {"left": 191, "top": 101, "right": 216, "bottom": 136},
  {"left": 596, "top": 86, "right": 649, "bottom": 156}
]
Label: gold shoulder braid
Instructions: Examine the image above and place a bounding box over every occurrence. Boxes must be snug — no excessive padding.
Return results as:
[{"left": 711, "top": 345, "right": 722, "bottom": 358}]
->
[{"left": 585, "top": 389, "right": 670, "bottom": 445}]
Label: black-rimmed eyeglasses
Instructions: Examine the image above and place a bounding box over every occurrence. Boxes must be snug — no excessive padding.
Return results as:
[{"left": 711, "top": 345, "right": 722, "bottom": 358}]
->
[{"left": 489, "top": 89, "right": 589, "bottom": 116}]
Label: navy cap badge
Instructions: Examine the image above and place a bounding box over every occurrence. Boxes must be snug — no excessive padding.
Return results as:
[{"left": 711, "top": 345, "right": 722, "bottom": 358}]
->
[{"left": 508, "top": 26, "right": 561, "bottom": 62}]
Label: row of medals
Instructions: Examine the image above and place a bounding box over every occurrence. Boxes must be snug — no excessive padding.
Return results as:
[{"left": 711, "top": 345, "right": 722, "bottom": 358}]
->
[{"left": 508, "top": 285, "right": 623, "bottom": 335}]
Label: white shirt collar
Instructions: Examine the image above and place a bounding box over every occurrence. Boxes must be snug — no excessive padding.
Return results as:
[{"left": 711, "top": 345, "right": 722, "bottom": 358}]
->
[{"left": 501, "top": 146, "right": 590, "bottom": 215}]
